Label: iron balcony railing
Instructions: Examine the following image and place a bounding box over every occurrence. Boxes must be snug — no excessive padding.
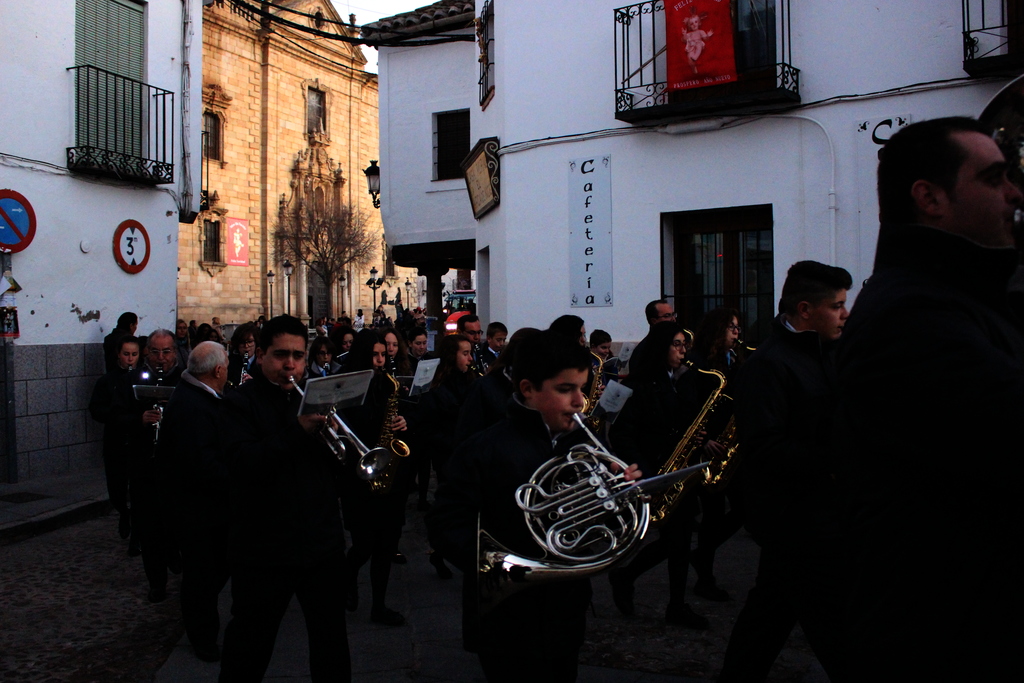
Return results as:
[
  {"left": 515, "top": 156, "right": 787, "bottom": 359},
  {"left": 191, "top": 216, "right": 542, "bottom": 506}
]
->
[
  {"left": 962, "top": 0, "right": 1024, "bottom": 76},
  {"left": 66, "top": 65, "right": 174, "bottom": 185},
  {"left": 614, "top": 0, "right": 798, "bottom": 122}
]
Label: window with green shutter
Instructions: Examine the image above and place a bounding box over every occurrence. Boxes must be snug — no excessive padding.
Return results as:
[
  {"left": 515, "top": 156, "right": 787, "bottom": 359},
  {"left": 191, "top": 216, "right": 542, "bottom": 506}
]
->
[{"left": 74, "top": 0, "right": 145, "bottom": 158}]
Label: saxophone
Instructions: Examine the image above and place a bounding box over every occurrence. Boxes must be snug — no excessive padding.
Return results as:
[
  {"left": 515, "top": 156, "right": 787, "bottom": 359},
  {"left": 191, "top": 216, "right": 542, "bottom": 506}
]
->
[
  {"left": 367, "top": 372, "right": 412, "bottom": 495},
  {"left": 648, "top": 368, "right": 731, "bottom": 526},
  {"left": 704, "top": 415, "right": 740, "bottom": 492},
  {"left": 582, "top": 352, "right": 606, "bottom": 431}
]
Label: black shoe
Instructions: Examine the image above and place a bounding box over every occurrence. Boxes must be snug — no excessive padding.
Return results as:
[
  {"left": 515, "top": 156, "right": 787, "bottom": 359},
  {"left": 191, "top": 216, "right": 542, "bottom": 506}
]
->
[
  {"left": 346, "top": 583, "right": 358, "bottom": 612},
  {"left": 370, "top": 607, "right": 406, "bottom": 626},
  {"left": 693, "top": 579, "right": 731, "bottom": 602},
  {"left": 392, "top": 552, "right": 408, "bottom": 565},
  {"left": 609, "top": 569, "right": 635, "bottom": 616},
  {"left": 666, "top": 603, "right": 709, "bottom": 630},
  {"left": 147, "top": 587, "right": 167, "bottom": 604},
  {"left": 430, "top": 552, "right": 453, "bottom": 580},
  {"left": 193, "top": 642, "right": 220, "bottom": 663},
  {"left": 118, "top": 512, "right": 131, "bottom": 539},
  {"left": 128, "top": 538, "right": 142, "bottom": 557}
]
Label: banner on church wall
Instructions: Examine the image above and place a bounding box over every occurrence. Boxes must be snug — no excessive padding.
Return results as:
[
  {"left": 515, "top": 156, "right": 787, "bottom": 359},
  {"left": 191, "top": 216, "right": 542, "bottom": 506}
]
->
[
  {"left": 666, "top": 0, "right": 738, "bottom": 92},
  {"left": 569, "top": 156, "right": 612, "bottom": 308},
  {"left": 226, "top": 218, "right": 249, "bottom": 266}
]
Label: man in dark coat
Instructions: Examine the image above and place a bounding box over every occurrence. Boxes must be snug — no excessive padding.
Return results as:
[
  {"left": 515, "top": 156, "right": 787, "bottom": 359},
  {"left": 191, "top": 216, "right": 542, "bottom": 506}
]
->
[
  {"left": 159, "top": 341, "right": 230, "bottom": 663},
  {"left": 218, "top": 315, "right": 350, "bottom": 683},
  {"left": 718, "top": 261, "right": 852, "bottom": 682},
  {"left": 835, "top": 116, "right": 1024, "bottom": 681},
  {"left": 112, "top": 328, "right": 182, "bottom": 602}
]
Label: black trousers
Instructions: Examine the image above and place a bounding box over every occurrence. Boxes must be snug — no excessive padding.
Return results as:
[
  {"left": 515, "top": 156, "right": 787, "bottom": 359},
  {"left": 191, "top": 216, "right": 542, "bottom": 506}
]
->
[
  {"left": 102, "top": 441, "right": 129, "bottom": 515},
  {"left": 718, "top": 535, "right": 848, "bottom": 682},
  {"left": 219, "top": 547, "right": 350, "bottom": 683},
  {"left": 617, "top": 499, "right": 696, "bottom": 607},
  {"left": 129, "top": 475, "right": 175, "bottom": 590},
  {"left": 179, "top": 519, "right": 230, "bottom": 648}
]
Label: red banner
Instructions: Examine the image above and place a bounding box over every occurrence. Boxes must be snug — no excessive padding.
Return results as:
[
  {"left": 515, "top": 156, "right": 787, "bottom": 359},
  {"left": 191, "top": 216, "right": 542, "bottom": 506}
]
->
[
  {"left": 226, "top": 218, "right": 249, "bottom": 266},
  {"left": 666, "top": 0, "right": 737, "bottom": 92}
]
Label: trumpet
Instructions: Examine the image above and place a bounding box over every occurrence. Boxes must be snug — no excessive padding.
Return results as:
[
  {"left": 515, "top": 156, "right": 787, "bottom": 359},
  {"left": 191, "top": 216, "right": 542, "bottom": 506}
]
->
[{"left": 289, "top": 375, "right": 390, "bottom": 478}]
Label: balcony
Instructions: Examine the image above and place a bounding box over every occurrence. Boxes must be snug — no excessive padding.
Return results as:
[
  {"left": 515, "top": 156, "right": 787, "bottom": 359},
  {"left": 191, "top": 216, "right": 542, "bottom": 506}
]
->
[
  {"left": 614, "top": 0, "right": 798, "bottom": 124},
  {"left": 963, "top": 0, "right": 1024, "bottom": 77},
  {"left": 66, "top": 65, "right": 174, "bottom": 185}
]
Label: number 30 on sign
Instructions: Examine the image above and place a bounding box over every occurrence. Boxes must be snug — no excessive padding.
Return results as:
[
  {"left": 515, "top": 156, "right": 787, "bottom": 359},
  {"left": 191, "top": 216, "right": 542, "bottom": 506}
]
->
[{"left": 112, "top": 219, "right": 150, "bottom": 274}]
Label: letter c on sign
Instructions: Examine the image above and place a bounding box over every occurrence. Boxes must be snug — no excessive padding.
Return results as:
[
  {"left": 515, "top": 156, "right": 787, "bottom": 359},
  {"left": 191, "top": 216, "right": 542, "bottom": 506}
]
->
[{"left": 581, "top": 159, "right": 595, "bottom": 174}]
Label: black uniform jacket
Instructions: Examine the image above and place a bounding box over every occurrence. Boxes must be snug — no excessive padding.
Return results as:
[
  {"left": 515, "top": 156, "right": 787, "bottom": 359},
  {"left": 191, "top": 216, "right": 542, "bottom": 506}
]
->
[
  {"left": 427, "top": 397, "right": 592, "bottom": 655},
  {"left": 733, "top": 315, "right": 841, "bottom": 546},
  {"left": 452, "top": 368, "right": 513, "bottom": 449},
  {"left": 157, "top": 373, "right": 228, "bottom": 529},
  {"left": 113, "top": 364, "right": 183, "bottom": 479},
  {"left": 222, "top": 372, "right": 344, "bottom": 568},
  {"left": 417, "top": 371, "right": 475, "bottom": 466},
  {"left": 609, "top": 369, "right": 702, "bottom": 476},
  {"left": 835, "top": 223, "right": 1024, "bottom": 679},
  {"left": 89, "top": 366, "right": 131, "bottom": 456}
]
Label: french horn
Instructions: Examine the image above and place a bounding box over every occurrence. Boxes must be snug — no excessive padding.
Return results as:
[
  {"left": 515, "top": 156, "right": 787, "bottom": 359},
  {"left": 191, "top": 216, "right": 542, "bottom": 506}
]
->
[{"left": 477, "top": 413, "right": 709, "bottom": 614}]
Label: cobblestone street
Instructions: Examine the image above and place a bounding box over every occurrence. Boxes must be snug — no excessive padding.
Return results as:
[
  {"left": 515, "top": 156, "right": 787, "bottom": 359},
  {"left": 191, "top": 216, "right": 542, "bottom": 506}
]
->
[
  {"left": 0, "top": 510, "right": 183, "bottom": 683},
  {"left": 0, "top": 494, "right": 826, "bottom": 683}
]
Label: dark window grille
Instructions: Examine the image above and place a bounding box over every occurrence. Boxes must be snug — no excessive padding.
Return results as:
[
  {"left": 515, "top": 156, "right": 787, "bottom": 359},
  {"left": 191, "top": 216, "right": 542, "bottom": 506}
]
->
[
  {"left": 307, "top": 88, "right": 326, "bottom": 135},
  {"left": 669, "top": 205, "right": 774, "bottom": 346},
  {"left": 963, "top": 0, "right": 1024, "bottom": 75},
  {"left": 66, "top": 65, "right": 174, "bottom": 184},
  {"left": 478, "top": 0, "right": 495, "bottom": 106},
  {"left": 434, "top": 109, "right": 470, "bottom": 180},
  {"left": 203, "top": 219, "right": 221, "bottom": 262},
  {"left": 614, "top": 0, "right": 798, "bottom": 122},
  {"left": 203, "top": 112, "right": 221, "bottom": 160}
]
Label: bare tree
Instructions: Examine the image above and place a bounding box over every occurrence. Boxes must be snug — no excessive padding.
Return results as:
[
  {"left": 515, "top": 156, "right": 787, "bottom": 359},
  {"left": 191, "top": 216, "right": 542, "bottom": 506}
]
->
[{"left": 276, "top": 199, "right": 377, "bottom": 318}]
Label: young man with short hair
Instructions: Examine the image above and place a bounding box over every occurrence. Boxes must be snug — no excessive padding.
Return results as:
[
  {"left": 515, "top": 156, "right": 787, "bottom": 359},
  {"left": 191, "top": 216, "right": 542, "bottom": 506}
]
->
[
  {"left": 428, "top": 331, "right": 640, "bottom": 682},
  {"left": 218, "top": 315, "right": 350, "bottom": 682},
  {"left": 718, "top": 260, "right": 851, "bottom": 682},
  {"left": 480, "top": 321, "right": 507, "bottom": 367}
]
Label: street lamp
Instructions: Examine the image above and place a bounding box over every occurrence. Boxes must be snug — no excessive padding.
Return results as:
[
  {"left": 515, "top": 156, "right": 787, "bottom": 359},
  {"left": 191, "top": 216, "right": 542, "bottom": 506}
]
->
[
  {"left": 283, "top": 259, "right": 294, "bottom": 316},
  {"left": 363, "top": 160, "right": 381, "bottom": 209},
  {"left": 266, "top": 270, "right": 275, "bottom": 318},
  {"left": 365, "top": 266, "right": 384, "bottom": 308},
  {"left": 404, "top": 278, "right": 412, "bottom": 308}
]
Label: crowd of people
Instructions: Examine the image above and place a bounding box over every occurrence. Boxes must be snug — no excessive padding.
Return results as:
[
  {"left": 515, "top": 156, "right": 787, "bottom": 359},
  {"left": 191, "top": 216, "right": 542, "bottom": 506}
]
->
[{"left": 86, "top": 116, "right": 1021, "bottom": 682}]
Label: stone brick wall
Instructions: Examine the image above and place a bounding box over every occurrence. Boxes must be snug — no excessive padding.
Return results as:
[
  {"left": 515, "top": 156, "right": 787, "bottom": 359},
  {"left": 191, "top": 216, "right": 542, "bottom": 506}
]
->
[
  {"left": 179, "top": 2, "right": 416, "bottom": 328},
  {"left": 7, "top": 343, "right": 104, "bottom": 481}
]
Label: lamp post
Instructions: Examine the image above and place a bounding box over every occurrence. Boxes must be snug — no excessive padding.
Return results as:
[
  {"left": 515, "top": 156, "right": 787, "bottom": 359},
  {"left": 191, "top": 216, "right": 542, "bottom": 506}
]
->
[
  {"left": 365, "top": 266, "right": 384, "bottom": 310},
  {"left": 267, "top": 270, "right": 275, "bottom": 318},
  {"left": 404, "top": 278, "right": 412, "bottom": 308},
  {"left": 283, "top": 259, "right": 294, "bottom": 316},
  {"left": 363, "top": 160, "right": 381, "bottom": 209}
]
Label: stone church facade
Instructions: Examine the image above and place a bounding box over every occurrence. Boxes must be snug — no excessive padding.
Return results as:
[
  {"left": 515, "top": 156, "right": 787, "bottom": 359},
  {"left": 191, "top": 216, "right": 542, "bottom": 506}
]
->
[{"left": 179, "top": 0, "right": 412, "bottom": 327}]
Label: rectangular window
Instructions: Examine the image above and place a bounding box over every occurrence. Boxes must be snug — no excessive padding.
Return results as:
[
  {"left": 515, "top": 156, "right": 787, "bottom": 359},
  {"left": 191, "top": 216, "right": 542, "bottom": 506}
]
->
[
  {"left": 433, "top": 109, "right": 470, "bottom": 181},
  {"left": 669, "top": 205, "right": 774, "bottom": 345},
  {"left": 203, "top": 219, "right": 222, "bottom": 263},
  {"left": 478, "top": 1, "right": 495, "bottom": 106},
  {"left": 75, "top": 0, "right": 145, "bottom": 157},
  {"left": 307, "top": 88, "right": 326, "bottom": 135},
  {"left": 203, "top": 112, "right": 220, "bottom": 160}
]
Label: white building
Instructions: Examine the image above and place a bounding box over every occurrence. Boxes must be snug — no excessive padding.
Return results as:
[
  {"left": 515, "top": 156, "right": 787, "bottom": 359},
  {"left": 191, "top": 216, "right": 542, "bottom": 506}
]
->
[
  {"left": 369, "top": 0, "right": 1023, "bottom": 342},
  {"left": 0, "top": 0, "right": 204, "bottom": 482}
]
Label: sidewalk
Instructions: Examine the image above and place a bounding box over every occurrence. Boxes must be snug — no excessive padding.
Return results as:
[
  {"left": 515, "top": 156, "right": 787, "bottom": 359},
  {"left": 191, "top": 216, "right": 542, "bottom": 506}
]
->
[{"left": 0, "top": 467, "right": 110, "bottom": 545}]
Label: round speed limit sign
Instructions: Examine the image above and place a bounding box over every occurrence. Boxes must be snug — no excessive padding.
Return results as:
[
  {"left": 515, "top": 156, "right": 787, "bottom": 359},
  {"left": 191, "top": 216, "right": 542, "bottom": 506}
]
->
[{"left": 112, "top": 219, "right": 150, "bottom": 274}]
